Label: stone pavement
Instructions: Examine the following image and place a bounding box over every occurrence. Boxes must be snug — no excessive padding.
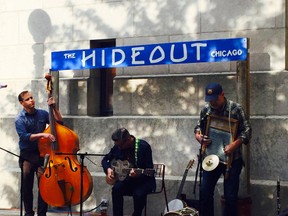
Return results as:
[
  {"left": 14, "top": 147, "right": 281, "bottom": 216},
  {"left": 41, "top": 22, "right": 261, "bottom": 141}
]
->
[{"left": 0, "top": 209, "right": 104, "bottom": 216}]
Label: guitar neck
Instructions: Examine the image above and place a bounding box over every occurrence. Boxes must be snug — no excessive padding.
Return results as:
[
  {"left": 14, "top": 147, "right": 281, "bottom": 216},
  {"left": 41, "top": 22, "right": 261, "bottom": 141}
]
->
[
  {"left": 123, "top": 168, "right": 142, "bottom": 173},
  {"left": 175, "top": 160, "right": 194, "bottom": 200},
  {"left": 176, "top": 169, "right": 189, "bottom": 199},
  {"left": 123, "top": 168, "right": 154, "bottom": 176}
]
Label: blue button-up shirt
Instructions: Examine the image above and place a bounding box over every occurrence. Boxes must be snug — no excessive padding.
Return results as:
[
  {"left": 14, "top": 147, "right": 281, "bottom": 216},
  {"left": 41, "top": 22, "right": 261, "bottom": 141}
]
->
[{"left": 15, "top": 108, "right": 49, "bottom": 151}]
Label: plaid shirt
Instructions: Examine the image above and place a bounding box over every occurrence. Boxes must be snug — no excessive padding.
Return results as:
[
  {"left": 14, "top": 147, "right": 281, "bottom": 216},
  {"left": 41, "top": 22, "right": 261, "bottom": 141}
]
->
[{"left": 194, "top": 98, "right": 252, "bottom": 158}]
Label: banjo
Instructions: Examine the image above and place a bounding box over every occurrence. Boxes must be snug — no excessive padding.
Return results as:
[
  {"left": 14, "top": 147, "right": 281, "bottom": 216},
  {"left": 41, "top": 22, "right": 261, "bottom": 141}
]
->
[{"left": 164, "top": 160, "right": 194, "bottom": 214}]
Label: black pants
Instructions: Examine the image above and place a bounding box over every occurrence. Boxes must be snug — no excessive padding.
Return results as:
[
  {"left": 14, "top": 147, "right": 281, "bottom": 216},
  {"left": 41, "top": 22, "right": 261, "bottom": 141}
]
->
[
  {"left": 112, "top": 177, "right": 155, "bottom": 216},
  {"left": 19, "top": 151, "right": 47, "bottom": 216}
]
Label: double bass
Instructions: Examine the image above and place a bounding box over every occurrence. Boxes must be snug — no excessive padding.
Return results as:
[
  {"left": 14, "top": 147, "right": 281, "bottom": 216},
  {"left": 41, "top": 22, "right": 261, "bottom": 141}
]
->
[{"left": 38, "top": 73, "right": 93, "bottom": 207}]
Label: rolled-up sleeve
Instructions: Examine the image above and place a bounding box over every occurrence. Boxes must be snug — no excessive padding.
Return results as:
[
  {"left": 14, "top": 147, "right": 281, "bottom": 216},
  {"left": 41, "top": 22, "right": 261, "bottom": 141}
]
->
[
  {"left": 15, "top": 118, "right": 31, "bottom": 142},
  {"left": 239, "top": 119, "right": 252, "bottom": 144},
  {"left": 237, "top": 107, "right": 252, "bottom": 145}
]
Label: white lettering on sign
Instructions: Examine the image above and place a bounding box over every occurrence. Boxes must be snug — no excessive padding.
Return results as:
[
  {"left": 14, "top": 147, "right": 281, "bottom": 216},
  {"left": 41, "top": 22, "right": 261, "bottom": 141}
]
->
[
  {"left": 211, "top": 49, "right": 243, "bottom": 57},
  {"left": 102, "top": 50, "right": 105, "bottom": 66},
  {"left": 150, "top": 46, "right": 165, "bottom": 63},
  {"left": 79, "top": 42, "right": 209, "bottom": 67},
  {"left": 171, "top": 44, "right": 187, "bottom": 62},
  {"left": 191, "top": 43, "right": 207, "bottom": 61},
  {"left": 112, "top": 49, "right": 125, "bottom": 66},
  {"left": 81, "top": 50, "right": 95, "bottom": 67},
  {"left": 64, "top": 53, "right": 76, "bottom": 59},
  {"left": 131, "top": 47, "right": 145, "bottom": 65}
]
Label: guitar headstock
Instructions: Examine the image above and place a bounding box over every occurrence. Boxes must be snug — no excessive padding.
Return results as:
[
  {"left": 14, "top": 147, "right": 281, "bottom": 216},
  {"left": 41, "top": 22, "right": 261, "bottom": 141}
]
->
[{"left": 186, "top": 159, "right": 195, "bottom": 169}]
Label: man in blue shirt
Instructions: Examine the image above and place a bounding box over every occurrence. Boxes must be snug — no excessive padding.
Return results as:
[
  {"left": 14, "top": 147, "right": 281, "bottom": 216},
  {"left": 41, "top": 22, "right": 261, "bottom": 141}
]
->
[
  {"left": 15, "top": 90, "right": 62, "bottom": 216},
  {"left": 102, "top": 128, "right": 156, "bottom": 216}
]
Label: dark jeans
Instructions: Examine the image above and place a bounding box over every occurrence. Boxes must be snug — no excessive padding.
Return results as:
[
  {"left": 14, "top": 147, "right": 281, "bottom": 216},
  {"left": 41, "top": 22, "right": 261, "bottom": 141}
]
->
[
  {"left": 279, "top": 208, "right": 288, "bottom": 216},
  {"left": 200, "top": 158, "right": 243, "bottom": 216},
  {"left": 19, "top": 151, "right": 47, "bottom": 216},
  {"left": 112, "top": 177, "right": 155, "bottom": 216}
]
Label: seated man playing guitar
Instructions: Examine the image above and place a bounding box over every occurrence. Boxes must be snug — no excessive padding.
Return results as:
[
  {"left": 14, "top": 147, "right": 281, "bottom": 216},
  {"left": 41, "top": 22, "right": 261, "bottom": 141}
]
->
[{"left": 102, "top": 128, "right": 156, "bottom": 216}]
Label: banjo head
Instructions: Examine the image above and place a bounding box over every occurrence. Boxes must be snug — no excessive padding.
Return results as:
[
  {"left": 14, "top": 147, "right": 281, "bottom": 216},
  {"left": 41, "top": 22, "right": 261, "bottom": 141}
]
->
[
  {"left": 164, "top": 206, "right": 199, "bottom": 216},
  {"left": 164, "top": 199, "right": 184, "bottom": 214}
]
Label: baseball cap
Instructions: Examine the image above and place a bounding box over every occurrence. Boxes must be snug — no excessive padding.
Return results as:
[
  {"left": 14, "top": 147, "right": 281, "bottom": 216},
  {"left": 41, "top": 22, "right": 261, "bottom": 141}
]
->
[{"left": 205, "top": 83, "right": 223, "bottom": 102}]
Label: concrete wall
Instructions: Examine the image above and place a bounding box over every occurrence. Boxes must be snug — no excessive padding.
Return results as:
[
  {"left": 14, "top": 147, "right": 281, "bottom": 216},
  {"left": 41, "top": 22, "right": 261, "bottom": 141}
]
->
[{"left": 0, "top": 0, "right": 287, "bottom": 216}]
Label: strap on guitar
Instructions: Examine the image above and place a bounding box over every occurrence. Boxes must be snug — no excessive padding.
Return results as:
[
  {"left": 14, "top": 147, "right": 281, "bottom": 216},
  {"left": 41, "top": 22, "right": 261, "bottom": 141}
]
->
[{"left": 135, "top": 138, "right": 139, "bottom": 166}]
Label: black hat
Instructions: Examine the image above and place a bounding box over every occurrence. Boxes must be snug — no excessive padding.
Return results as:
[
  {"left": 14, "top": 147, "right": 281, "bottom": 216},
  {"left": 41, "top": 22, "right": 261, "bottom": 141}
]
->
[
  {"left": 111, "top": 128, "right": 130, "bottom": 141},
  {"left": 205, "top": 83, "right": 223, "bottom": 102}
]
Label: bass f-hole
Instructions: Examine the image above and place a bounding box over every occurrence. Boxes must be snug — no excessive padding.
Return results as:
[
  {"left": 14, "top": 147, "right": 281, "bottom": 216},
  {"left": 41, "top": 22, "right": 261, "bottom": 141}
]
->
[{"left": 65, "top": 156, "right": 78, "bottom": 172}]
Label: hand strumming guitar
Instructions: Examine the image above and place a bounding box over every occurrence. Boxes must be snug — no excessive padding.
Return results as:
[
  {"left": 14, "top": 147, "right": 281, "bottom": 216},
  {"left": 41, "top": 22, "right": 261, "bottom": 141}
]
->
[{"left": 107, "top": 167, "right": 115, "bottom": 181}]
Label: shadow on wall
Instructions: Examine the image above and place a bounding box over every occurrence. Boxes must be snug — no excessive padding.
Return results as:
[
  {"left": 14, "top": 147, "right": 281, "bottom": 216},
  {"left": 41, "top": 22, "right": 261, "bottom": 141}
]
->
[{"left": 28, "top": 9, "right": 52, "bottom": 76}]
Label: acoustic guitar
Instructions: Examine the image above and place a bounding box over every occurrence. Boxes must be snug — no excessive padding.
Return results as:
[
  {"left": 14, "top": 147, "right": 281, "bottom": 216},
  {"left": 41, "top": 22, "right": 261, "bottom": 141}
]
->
[
  {"left": 106, "top": 159, "right": 155, "bottom": 185},
  {"left": 164, "top": 160, "right": 194, "bottom": 214}
]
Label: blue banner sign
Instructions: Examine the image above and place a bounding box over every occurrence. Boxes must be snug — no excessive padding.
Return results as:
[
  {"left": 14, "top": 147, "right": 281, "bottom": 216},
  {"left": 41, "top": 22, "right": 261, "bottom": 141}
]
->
[{"left": 51, "top": 38, "right": 248, "bottom": 70}]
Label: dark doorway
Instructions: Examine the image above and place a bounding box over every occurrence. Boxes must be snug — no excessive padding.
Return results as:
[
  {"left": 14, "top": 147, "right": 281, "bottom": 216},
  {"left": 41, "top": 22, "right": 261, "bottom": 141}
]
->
[{"left": 88, "top": 39, "right": 116, "bottom": 116}]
